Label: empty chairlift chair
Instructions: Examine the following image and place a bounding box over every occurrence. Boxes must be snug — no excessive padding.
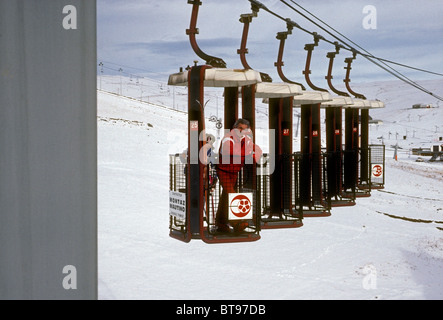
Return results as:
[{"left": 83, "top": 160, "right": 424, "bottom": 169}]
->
[{"left": 255, "top": 82, "right": 305, "bottom": 229}]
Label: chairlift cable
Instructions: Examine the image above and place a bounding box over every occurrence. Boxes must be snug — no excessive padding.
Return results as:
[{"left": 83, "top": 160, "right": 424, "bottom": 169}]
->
[
  {"left": 283, "top": 0, "right": 443, "bottom": 77},
  {"left": 264, "top": 0, "right": 443, "bottom": 101},
  {"left": 279, "top": 0, "right": 443, "bottom": 100},
  {"left": 280, "top": 0, "right": 443, "bottom": 100}
]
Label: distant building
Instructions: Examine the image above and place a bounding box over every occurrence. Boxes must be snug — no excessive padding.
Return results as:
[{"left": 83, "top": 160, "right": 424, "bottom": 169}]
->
[
  {"left": 412, "top": 103, "right": 434, "bottom": 109},
  {"left": 359, "top": 115, "right": 383, "bottom": 125},
  {"left": 369, "top": 119, "right": 383, "bottom": 125}
]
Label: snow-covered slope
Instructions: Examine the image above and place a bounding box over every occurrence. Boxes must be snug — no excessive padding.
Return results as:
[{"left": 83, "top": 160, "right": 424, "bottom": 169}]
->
[{"left": 98, "top": 76, "right": 443, "bottom": 300}]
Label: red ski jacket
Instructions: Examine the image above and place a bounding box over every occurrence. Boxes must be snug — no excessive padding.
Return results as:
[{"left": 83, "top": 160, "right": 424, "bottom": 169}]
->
[{"left": 217, "top": 129, "right": 262, "bottom": 174}]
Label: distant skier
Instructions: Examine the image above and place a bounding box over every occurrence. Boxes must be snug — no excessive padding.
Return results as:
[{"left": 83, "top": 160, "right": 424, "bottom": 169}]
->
[
  {"left": 215, "top": 119, "right": 262, "bottom": 233},
  {"left": 393, "top": 143, "right": 398, "bottom": 161}
]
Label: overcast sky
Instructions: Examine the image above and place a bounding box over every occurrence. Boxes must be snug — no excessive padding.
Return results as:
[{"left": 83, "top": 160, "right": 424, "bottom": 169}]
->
[{"left": 97, "top": 0, "right": 443, "bottom": 85}]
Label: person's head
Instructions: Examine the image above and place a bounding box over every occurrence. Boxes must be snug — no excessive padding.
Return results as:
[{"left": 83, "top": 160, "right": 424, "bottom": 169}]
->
[
  {"left": 233, "top": 118, "right": 250, "bottom": 131},
  {"left": 232, "top": 119, "right": 251, "bottom": 138},
  {"left": 206, "top": 133, "right": 215, "bottom": 145}
]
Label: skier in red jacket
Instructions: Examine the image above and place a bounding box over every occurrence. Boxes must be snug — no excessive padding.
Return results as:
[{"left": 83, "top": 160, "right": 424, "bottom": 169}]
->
[{"left": 215, "top": 119, "right": 262, "bottom": 233}]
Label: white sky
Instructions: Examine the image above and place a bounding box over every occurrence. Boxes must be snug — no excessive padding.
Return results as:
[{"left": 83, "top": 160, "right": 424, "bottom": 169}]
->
[{"left": 97, "top": 0, "right": 443, "bottom": 85}]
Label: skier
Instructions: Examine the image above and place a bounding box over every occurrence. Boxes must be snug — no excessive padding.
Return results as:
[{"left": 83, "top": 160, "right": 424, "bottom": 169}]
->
[
  {"left": 215, "top": 119, "right": 262, "bottom": 233},
  {"left": 199, "top": 133, "right": 218, "bottom": 190}
]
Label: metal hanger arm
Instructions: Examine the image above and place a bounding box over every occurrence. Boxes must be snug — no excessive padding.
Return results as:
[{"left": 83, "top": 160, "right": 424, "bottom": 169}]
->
[
  {"left": 186, "top": 0, "right": 227, "bottom": 68},
  {"left": 238, "top": 5, "right": 272, "bottom": 82},
  {"left": 325, "top": 45, "right": 350, "bottom": 97},
  {"left": 274, "top": 29, "right": 306, "bottom": 90},
  {"left": 343, "top": 53, "right": 366, "bottom": 99},
  {"left": 303, "top": 39, "right": 329, "bottom": 93}
]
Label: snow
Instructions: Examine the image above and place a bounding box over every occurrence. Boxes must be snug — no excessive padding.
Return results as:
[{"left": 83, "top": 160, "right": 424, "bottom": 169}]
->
[{"left": 97, "top": 75, "right": 443, "bottom": 300}]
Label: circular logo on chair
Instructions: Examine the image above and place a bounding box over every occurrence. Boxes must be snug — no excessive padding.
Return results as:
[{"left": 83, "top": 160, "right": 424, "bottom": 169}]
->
[
  {"left": 372, "top": 164, "right": 383, "bottom": 177},
  {"left": 229, "top": 194, "right": 253, "bottom": 219}
]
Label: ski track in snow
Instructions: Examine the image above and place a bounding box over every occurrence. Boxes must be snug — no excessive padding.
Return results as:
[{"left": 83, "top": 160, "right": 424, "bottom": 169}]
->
[{"left": 97, "top": 78, "right": 443, "bottom": 300}]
